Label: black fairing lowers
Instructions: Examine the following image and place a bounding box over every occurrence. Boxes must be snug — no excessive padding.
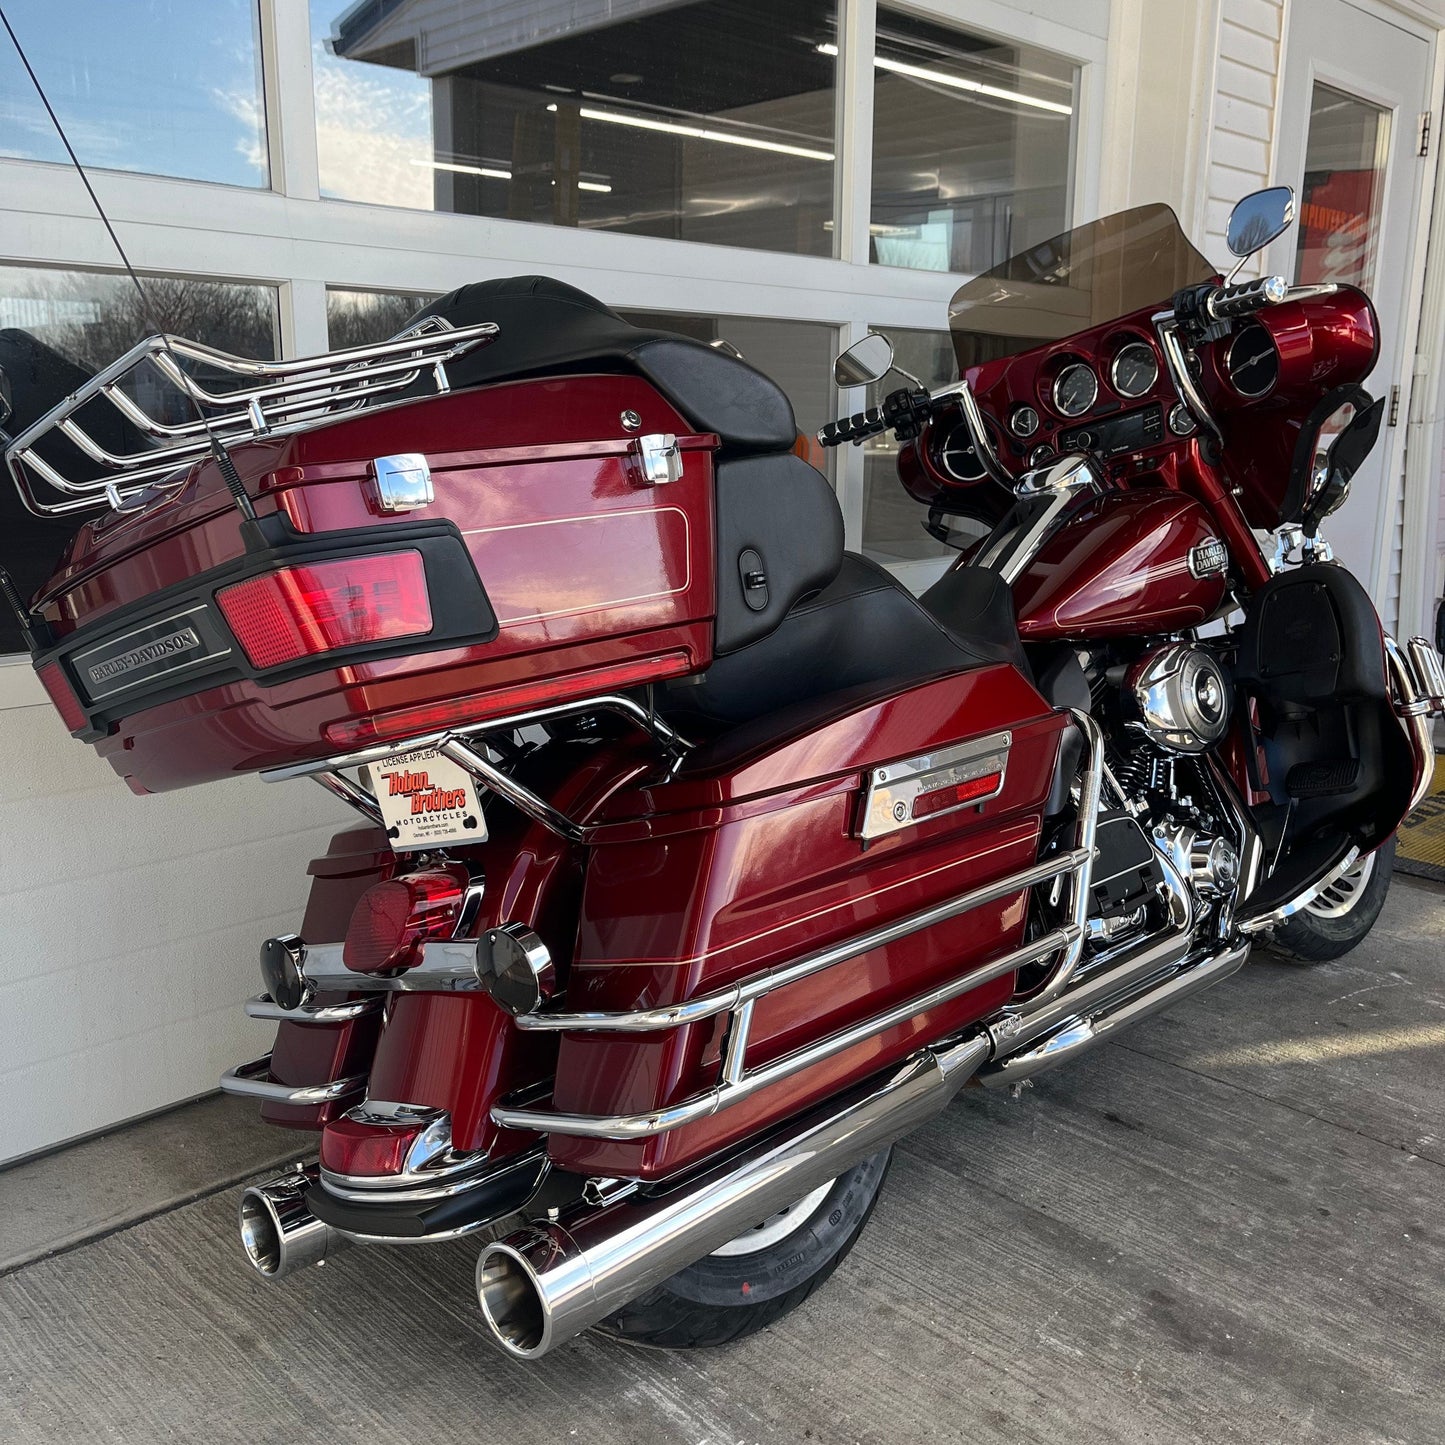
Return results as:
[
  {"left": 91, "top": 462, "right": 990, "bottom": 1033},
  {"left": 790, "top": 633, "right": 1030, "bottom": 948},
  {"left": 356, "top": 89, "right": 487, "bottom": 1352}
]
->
[
  {"left": 663, "top": 553, "right": 1017, "bottom": 729},
  {"left": 713, "top": 452, "right": 845, "bottom": 654},
  {"left": 1233, "top": 563, "right": 1415, "bottom": 908},
  {"left": 408, "top": 277, "right": 797, "bottom": 452}
]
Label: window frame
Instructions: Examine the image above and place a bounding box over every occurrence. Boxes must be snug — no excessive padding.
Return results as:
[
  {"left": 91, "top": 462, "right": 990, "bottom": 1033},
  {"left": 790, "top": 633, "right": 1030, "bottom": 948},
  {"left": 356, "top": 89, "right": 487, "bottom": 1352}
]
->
[{"left": 0, "top": 0, "right": 1105, "bottom": 683}]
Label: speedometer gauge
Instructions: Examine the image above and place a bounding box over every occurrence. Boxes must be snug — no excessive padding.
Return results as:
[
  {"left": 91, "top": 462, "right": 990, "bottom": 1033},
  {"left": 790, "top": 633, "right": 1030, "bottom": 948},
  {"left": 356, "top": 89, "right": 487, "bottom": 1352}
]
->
[
  {"left": 1053, "top": 363, "right": 1098, "bottom": 418},
  {"left": 1110, "top": 341, "right": 1159, "bottom": 399},
  {"left": 1225, "top": 324, "right": 1279, "bottom": 398}
]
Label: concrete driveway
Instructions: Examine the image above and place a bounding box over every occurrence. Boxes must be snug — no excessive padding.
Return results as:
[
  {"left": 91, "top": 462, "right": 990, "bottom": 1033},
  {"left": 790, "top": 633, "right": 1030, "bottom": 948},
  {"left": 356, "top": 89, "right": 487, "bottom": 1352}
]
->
[{"left": 1, "top": 879, "right": 1441, "bottom": 1445}]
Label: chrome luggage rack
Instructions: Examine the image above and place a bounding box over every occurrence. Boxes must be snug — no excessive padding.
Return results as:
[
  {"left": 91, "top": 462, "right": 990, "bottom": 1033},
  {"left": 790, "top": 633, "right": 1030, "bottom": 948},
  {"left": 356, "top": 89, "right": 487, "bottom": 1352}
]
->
[{"left": 3, "top": 317, "right": 499, "bottom": 516}]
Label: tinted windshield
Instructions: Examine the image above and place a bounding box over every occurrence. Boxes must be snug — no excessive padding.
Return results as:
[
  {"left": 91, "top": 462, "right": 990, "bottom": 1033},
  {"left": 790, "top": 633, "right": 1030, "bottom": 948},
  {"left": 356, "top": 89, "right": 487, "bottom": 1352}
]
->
[{"left": 949, "top": 204, "right": 1214, "bottom": 372}]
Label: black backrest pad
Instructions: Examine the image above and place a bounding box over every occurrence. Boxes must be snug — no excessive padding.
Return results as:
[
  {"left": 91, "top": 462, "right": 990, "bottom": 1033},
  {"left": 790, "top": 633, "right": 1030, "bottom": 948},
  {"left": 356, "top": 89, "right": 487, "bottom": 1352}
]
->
[
  {"left": 1235, "top": 563, "right": 1387, "bottom": 705},
  {"left": 410, "top": 277, "right": 797, "bottom": 451},
  {"left": 713, "top": 452, "right": 845, "bottom": 654}
]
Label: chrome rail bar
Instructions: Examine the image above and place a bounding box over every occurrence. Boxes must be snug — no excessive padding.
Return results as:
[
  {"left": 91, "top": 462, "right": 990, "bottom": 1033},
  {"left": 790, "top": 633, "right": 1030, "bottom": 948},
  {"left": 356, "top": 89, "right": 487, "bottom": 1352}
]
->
[
  {"left": 509, "top": 848, "right": 1091, "bottom": 1035},
  {"left": 219, "top": 1054, "right": 367, "bottom": 1106},
  {"left": 4, "top": 321, "right": 499, "bottom": 516},
  {"left": 264, "top": 693, "right": 692, "bottom": 843},
  {"left": 1385, "top": 635, "right": 1443, "bottom": 815},
  {"left": 491, "top": 924, "right": 1083, "bottom": 1140},
  {"left": 244, "top": 993, "right": 383, "bottom": 1024}
]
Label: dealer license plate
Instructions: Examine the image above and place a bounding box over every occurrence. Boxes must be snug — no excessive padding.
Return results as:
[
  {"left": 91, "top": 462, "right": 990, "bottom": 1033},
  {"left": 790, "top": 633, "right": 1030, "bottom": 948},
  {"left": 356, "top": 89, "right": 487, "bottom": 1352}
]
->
[{"left": 363, "top": 747, "right": 487, "bottom": 851}]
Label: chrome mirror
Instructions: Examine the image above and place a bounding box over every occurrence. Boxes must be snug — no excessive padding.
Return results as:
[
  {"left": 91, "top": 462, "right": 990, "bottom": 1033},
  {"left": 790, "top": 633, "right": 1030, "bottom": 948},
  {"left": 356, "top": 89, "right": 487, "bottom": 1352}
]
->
[
  {"left": 1226, "top": 186, "right": 1296, "bottom": 258},
  {"left": 833, "top": 333, "right": 894, "bottom": 387}
]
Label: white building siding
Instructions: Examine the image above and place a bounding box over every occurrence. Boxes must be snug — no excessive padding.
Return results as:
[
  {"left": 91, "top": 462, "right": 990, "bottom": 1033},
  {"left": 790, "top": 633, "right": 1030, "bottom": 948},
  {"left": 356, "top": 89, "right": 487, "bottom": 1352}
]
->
[
  {"left": 1203, "top": 1, "right": 1287, "bottom": 269},
  {"left": 0, "top": 695, "right": 347, "bottom": 1164}
]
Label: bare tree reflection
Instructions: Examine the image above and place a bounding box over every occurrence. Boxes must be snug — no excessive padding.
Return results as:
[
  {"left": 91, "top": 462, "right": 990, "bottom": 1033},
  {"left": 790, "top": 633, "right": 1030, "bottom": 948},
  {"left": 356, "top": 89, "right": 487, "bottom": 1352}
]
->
[{"left": 327, "top": 291, "right": 433, "bottom": 350}]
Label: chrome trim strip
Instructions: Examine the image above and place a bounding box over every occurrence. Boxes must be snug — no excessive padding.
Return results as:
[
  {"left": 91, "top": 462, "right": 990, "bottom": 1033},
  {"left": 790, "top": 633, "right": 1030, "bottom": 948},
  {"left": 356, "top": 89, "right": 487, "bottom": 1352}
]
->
[
  {"left": 244, "top": 993, "right": 382, "bottom": 1024},
  {"left": 490, "top": 923, "right": 1081, "bottom": 1140},
  {"left": 972, "top": 456, "right": 1100, "bottom": 586},
  {"left": 219, "top": 1054, "right": 366, "bottom": 1105}
]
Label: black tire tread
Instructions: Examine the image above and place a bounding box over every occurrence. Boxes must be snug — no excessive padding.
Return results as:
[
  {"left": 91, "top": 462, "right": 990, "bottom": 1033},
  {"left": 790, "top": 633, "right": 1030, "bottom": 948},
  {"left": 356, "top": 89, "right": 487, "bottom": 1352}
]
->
[
  {"left": 596, "top": 1152, "right": 890, "bottom": 1350},
  {"left": 1267, "top": 837, "right": 1395, "bottom": 966}
]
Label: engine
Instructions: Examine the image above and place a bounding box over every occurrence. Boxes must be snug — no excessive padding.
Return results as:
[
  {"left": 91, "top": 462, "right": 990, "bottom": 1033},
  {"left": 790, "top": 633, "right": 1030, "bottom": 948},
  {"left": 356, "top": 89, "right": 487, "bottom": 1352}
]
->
[{"left": 1068, "top": 639, "right": 1245, "bottom": 952}]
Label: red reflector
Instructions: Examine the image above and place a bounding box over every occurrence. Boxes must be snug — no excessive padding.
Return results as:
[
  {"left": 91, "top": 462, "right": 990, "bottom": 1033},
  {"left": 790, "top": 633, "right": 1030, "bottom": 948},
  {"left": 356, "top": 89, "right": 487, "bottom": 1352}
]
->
[
  {"left": 323, "top": 650, "right": 694, "bottom": 749},
  {"left": 320, "top": 1112, "right": 431, "bottom": 1179},
  {"left": 36, "top": 662, "right": 88, "bottom": 733},
  {"left": 343, "top": 870, "right": 464, "bottom": 974},
  {"left": 216, "top": 551, "right": 432, "bottom": 670},
  {"left": 911, "top": 772, "right": 1002, "bottom": 820}
]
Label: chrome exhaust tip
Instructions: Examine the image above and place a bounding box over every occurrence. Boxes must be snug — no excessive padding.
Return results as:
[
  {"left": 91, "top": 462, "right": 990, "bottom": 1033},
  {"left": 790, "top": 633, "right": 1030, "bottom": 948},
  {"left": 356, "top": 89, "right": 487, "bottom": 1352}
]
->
[
  {"left": 238, "top": 1168, "right": 346, "bottom": 1280},
  {"left": 476, "top": 1034, "right": 991, "bottom": 1358},
  {"left": 477, "top": 1233, "right": 558, "bottom": 1359}
]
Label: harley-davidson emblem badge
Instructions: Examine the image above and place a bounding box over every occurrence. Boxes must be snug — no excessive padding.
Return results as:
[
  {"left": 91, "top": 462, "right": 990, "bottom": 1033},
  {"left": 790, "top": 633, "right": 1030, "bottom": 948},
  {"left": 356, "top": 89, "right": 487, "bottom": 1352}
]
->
[{"left": 1188, "top": 537, "right": 1228, "bottom": 578}]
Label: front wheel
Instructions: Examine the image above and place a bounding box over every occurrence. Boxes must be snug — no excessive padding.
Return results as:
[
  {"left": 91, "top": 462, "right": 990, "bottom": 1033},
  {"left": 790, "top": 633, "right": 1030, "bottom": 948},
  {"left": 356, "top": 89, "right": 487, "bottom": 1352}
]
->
[
  {"left": 1268, "top": 836, "right": 1395, "bottom": 964},
  {"left": 597, "top": 1148, "right": 892, "bottom": 1350}
]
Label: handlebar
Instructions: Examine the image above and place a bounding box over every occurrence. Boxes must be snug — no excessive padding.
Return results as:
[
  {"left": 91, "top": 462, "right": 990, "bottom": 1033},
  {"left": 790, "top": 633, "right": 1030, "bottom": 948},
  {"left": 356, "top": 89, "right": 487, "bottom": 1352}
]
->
[
  {"left": 1205, "top": 274, "right": 1290, "bottom": 320},
  {"left": 818, "top": 405, "right": 889, "bottom": 447}
]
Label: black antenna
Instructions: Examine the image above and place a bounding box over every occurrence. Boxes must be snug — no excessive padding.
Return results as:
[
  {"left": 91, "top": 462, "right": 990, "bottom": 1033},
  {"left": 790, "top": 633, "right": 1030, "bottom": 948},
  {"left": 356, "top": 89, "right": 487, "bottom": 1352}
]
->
[{"left": 0, "top": 5, "right": 258, "bottom": 525}]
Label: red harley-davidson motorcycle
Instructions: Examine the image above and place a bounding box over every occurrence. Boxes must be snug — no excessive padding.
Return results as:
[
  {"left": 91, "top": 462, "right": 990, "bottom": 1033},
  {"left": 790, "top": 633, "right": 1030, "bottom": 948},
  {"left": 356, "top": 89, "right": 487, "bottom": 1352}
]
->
[{"left": 4, "top": 189, "right": 1442, "bottom": 1359}]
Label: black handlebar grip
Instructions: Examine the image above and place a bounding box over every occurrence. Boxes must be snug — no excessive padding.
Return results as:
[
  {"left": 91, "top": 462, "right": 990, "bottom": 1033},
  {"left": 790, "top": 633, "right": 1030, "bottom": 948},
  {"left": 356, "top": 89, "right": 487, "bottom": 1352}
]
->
[
  {"left": 1206, "top": 275, "right": 1289, "bottom": 321},
  {"left": 818, "top": 404, "right": 887, "bottom": 447}
]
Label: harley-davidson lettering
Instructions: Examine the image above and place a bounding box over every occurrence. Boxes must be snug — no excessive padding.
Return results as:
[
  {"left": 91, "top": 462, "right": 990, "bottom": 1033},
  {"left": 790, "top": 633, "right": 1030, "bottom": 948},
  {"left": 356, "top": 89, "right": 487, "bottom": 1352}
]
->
[
  {"left": 87, "top": 627, "right": 202, "bottom": 686},
  {"left": 1188, "top": 536, "right": 1228, "bottom": 578}
]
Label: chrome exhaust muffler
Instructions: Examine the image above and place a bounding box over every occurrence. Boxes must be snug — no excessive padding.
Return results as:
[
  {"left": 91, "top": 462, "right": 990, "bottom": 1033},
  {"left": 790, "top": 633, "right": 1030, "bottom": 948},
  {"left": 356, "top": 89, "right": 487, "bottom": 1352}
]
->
[
  {"left": 978, "top": 939, "right": 1249, "bottom": 1088},
  {"left": 476, "top": 1033, "right": 991, "bottom": 1358},
  {"left": 238, "top": 1167, "right": 348, "bottom": 1279}
]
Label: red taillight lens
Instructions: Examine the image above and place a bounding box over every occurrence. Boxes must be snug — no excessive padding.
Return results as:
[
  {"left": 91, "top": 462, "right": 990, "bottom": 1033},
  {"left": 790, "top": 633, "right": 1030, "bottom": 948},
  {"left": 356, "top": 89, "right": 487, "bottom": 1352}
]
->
[
  {"left": 216, "top": 550, "right": 432, "bottom": 670},
  {"left": 36, "top": 662, "right": 88, "bottom": 733},
  {"left": 342, "top": 870, "right": 464, "bottom": 974}
]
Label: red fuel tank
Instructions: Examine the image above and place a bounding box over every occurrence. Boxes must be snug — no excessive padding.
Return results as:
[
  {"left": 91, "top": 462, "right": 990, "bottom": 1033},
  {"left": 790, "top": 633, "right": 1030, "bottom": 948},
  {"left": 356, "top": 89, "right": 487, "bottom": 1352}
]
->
[{"left": 1011, "top": 489, "right": 1228, "bottom": 641}]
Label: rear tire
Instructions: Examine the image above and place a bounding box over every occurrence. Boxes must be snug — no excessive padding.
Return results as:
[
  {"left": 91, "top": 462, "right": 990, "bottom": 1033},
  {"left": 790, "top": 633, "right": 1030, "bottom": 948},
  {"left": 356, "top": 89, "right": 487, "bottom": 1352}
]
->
[
  {"left": 597, "top": 1147, "right": 892, "bottom": 1350},
  {"left": 1268, "top": 836, "right": 1395, "bottom": 964}
]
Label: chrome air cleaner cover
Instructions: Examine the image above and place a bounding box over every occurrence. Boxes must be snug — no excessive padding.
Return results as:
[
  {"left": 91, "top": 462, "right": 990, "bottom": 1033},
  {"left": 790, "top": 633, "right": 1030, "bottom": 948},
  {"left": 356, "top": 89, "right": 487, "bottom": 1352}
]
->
[{"left": 1125, "top": 643, "right": 1232, "bottom": 753}]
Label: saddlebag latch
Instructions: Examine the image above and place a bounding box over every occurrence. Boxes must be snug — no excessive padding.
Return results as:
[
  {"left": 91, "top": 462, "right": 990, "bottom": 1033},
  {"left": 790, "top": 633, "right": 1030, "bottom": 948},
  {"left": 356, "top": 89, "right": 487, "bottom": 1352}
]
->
[{"left": 630, "top": 433, "right": 682, "bottom": 486}]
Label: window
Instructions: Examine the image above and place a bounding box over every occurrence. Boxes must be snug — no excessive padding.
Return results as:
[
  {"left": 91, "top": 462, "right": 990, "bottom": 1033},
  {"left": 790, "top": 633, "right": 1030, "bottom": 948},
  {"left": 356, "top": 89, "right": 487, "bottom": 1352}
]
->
[
  {"left": 870, "top": 7, "right": 1077, "bottom": 274},
  {"left": 0, "top": 266, "right": 279, "bottom": 653},
  {"left": 309, "top": 0, "right": 838, "bottom": 257},
  {"left": 327, "top": 288, "right": 437, "bottom": 349},
  {"left": 860, "top": 327, "right": 989, "bottom": 570},
  {"left": 617, "top": 310, "right": 837, "bottom": 474},
  {"left": 0, "top": 0, "right": 268, "bottom": 189},
  {"left": 1295, "top": 83, "right": 1390, "bottom": 293}
]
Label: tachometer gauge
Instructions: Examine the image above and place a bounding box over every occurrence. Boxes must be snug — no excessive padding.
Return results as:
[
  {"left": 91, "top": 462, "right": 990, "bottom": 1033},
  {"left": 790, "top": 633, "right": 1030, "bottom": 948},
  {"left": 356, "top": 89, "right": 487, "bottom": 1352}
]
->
[
  {"left": 935, "top": 420, "right": 987, "bottom": 483},
  {"left": 1225, "top": 323, "right": 1279, "bottom": 398},
  {"left": 1110, "top": 341, "right": 1159, "bottom": 399},
  {"left": 1053, "top": 362, "right": 1098, "bottom": 418},
  {"left": 1009, "top": 405, "right": 1040, "bottom": 438}
]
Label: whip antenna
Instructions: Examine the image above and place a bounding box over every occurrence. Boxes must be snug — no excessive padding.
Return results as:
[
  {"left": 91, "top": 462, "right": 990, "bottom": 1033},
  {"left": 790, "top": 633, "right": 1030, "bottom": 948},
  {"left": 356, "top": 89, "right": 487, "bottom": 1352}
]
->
[{"left": 0, "top": 5, "right": 258, "bottom": 523}]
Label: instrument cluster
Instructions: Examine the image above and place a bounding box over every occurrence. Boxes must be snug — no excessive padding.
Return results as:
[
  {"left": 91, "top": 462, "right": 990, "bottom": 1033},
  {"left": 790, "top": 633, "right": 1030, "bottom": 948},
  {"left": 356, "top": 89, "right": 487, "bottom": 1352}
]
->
[{"left": 927, "top": 320, "right": 1192, "bottom": 486}]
